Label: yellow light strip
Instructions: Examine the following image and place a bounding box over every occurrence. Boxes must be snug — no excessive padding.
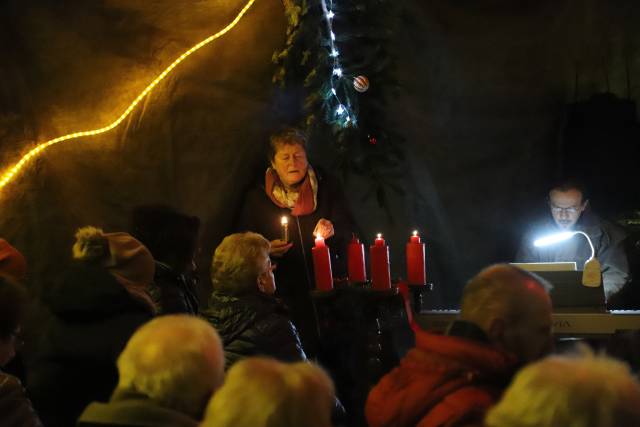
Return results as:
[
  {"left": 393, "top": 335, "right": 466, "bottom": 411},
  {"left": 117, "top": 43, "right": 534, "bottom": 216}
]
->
[{"left": 0, "top": 0, "right": 257, "bottom": 192}]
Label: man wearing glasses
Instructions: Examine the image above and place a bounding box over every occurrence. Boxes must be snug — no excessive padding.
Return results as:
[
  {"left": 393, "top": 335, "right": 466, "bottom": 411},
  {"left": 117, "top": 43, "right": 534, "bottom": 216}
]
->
[{"left": 515, "top": 181, "right": 630, "bottom": 302}]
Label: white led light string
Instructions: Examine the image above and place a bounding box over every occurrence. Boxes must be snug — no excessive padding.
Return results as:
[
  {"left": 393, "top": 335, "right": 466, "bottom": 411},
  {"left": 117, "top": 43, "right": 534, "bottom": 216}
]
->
[{"left": 320, "top": 0, "right": 353, "bottom": 126}]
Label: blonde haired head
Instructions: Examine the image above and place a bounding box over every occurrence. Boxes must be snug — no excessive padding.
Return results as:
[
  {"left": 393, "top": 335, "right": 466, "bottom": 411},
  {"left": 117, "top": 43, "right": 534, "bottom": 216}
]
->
[
  {"left": 201, "top": 357, "right": 335, "bottom": 427},
  {"left": 210, "top": 232, "right": 270, "bottom": 295},
  {"left": 485, "top": 347, "right": 640, "bottom": 427},
  {"left": 116, "top": 315, "right": 225, "bottom": 418}
]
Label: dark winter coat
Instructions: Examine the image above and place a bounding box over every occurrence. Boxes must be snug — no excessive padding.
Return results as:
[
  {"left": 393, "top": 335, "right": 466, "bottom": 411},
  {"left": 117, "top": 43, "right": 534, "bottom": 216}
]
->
[
  {"left": 516, "top": 210, "right": 630, "bottom": 298},
  {"left": 77, "top": 391, "right": 198, "bottom": 427},
  {"left": 148, "top": 262, "right": 199, "bottom": 315},
  {"left": 0, "top": 371, "right": 42, "bottom": 427},
  {"left": 201, "top": 290, "right": 306, "bottom": 368},
  {"left": 27, "top": 262, "right": 153, "bottom": 427},
  {"left": 236, "top": 168, "right": 355, "bottom": 356}
]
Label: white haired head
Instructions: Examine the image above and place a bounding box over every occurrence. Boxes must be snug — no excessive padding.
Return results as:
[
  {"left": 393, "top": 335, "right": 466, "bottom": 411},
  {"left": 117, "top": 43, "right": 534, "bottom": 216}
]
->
[
  {"left": 201, "top": 357, "right": 335, "bottom": 427},
  {"left": 210, "top": 232, "right": 271, "bottom": 295},
  {"left": 460, "top": 264, "right": 553, "bottom": 363},
  {"left": 485, "top": 347, "right": 640, "bottom": 427},
  {"left": 116, "top": 315, "right": 224, "bottom": 418}
]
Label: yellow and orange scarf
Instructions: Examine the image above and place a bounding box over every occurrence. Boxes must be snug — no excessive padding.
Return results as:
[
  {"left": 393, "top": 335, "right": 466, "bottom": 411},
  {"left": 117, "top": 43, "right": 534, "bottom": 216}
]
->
[{"left": 265, "top": 166, "right": 318, "bottom": 216}]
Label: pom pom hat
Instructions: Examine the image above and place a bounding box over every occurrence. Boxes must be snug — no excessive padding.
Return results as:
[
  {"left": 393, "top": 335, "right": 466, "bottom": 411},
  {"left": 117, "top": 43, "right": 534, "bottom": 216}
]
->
[{"left": 73, "top": 226, "right": 156, "bottom": 312}]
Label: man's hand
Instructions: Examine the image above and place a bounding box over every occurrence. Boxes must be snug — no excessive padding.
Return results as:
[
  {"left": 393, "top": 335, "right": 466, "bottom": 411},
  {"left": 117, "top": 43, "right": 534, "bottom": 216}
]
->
[
  {"left": 313, "top": 218, "right": 335, "bottom": 239},
  {"left": 270, "top": 239, "right": 293, "bottom": 257}
]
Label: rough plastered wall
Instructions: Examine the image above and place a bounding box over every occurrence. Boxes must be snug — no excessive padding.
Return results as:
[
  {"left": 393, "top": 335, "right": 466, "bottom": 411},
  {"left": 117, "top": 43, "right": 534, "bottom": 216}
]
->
[
  {"left": 1, "top": 0, "right": 639, "bottom": 304},
  {"left": 0, "top": 0, "right": 287, "bottom": 295}
]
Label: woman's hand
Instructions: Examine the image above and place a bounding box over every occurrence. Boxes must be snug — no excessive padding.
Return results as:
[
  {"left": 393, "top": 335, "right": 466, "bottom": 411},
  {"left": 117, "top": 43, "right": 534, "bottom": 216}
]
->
[
  {"left": 270, "top": 239, "right": 293, "bottom": 257},
  {"left": 313, "top": 218, "right": 334, "bottom": 239}
]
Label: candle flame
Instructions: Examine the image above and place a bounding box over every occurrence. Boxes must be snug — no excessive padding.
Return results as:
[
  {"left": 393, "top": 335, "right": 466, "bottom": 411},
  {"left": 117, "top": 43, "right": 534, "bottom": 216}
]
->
[
  {"left": 281, "top": 216, "right": 288, "bottom": 225},
  {"left": 376, "top": 233, "right": 382, "bottom": 239},
  {"left": 413, "top": 230, "right": 418, "bottom": 236}
]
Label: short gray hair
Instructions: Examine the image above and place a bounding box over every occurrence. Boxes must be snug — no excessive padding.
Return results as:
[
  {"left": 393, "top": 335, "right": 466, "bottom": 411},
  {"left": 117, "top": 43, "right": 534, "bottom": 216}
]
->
[
  {"left": 210, "top": 232, "right": 270, "bottom": 295},
  {"left": 485, "top": 347, "right": 640, "bottom": 427},
  {"left": 460, "top": 264, "right": 551, "bottom": 326},
  {"left": 116, "top": 315, "right": 224, "bottom": 418},
  {"left": 201, "top": 357, "right": 335, "bottom": 427}
]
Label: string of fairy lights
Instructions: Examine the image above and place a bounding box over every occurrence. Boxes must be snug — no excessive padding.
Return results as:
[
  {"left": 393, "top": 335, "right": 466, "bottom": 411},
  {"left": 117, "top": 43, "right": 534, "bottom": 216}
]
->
[
  {"left": 0, "top": 0, "right": 257, "bottom": 193},
  {"left": 320, "top": 0, "right": 355, "bottom": 128}
]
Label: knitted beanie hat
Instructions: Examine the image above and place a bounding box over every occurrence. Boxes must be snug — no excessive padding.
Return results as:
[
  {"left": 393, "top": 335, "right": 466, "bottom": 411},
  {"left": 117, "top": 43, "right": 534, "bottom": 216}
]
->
[
  {"left": 73, "top": 226, "right": 156, "bottom": 312},
  {"left": 0, "top": 239, "right": 27, "bottom": 281}
]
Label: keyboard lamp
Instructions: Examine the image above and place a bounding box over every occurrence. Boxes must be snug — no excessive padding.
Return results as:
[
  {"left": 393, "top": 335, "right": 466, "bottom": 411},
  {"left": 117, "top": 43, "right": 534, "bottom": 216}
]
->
[{"left": 533, "top": 231, "right": 601, "bottom": 287}]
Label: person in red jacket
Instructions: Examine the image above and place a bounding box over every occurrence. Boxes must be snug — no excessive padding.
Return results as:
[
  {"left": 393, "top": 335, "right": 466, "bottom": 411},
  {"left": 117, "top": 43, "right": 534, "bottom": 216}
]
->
[{"left": 365, "top": 264, "right": 553, "bottom": 427}]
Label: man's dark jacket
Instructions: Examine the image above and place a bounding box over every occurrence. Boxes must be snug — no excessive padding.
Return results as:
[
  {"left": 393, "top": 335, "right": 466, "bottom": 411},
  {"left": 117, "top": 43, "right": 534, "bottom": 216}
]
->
[
  {"left": 201, "top": 290, "right": 306, "bottom": 368},
  {"left": 149, "top": 262, "right": 199, "bottom": 315},
  {"left": 27, "top": 263, "right": 153, "bottom": 427},
  {"left": 77, "top": 391, "right": 198, "bottom": 427}
]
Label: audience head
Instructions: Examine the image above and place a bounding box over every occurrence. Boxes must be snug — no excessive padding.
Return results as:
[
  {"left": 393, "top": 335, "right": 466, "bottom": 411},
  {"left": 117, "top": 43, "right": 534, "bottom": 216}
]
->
[
  {"left": 0, "top": 238, "right": 27, "bottom": 282},
  {"left": 116, "top": 315, "right": 225, "bottom": 419},
  {"left": 0, "top": 276, "right": 27, "bottom": 366},
  {"left": 201, "top": 357, "right": 334, "bottom": 427},
  {"left": 72, "top": 226, "right": 156, "bottom": 311},
  {"left": 460, "top": 264, "right": 553, "bottom": 363},
  {"left": 210, "top": 232, "right": 275, "bottom": 296},
  {"left": 485, "top": 348, "right": 640, "bottom": 427},
  {"left": 130, "top": 204, "right": 201, "bottom": 274},
  {"left": 548, "top": 180, "right": 588, "bottom": 230}
]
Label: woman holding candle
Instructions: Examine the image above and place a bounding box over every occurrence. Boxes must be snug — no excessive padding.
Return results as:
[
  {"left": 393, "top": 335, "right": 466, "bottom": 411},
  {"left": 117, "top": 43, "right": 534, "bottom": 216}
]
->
[{"left": 236, "top": 128, "right": 355, "bottom": 357}]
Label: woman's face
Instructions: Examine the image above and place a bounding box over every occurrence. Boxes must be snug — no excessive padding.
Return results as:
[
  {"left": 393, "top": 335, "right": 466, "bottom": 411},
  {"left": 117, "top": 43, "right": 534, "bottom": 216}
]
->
[
  {"left": 257, "top": 254, "right": 276, "bottom": 295},
  {"left": 271, "top": 143, "right": 309, "bottom": 187}
]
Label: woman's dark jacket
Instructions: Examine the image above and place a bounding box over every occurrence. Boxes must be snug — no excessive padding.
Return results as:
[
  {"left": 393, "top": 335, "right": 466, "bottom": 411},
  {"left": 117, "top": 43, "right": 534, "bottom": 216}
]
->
[
  {"left": 201, "top": 290, "right": 306, "bottom": 368},
  {"left": 27, "top": 262, "right": 153, "bottom": 427},
  {"left": 235, "top": 169, "right": 355, "bottom": 356}
]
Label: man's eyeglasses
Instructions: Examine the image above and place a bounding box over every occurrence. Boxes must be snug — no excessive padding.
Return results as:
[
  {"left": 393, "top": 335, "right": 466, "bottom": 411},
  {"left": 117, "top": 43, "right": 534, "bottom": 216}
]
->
[{"left": 549, "top": 205, "right": 581, "bottom": 214}]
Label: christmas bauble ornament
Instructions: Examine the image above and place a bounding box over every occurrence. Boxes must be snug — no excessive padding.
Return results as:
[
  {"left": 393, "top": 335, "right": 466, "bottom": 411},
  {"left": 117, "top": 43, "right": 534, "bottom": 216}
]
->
[{"left": 353, "top": 75, "right": 370, "bottom": 93}]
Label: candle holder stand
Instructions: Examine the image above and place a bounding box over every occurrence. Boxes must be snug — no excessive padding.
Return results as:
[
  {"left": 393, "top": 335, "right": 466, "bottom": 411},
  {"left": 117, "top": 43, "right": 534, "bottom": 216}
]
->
[{"left": 311, "top": 285, "right": 413, "bottom": 427}]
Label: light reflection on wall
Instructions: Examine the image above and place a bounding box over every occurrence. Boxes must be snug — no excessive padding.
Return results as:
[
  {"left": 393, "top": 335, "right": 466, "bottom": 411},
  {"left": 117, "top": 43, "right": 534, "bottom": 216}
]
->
[{"left": 0, "top": 0, "right": 257, "bottom": 193}]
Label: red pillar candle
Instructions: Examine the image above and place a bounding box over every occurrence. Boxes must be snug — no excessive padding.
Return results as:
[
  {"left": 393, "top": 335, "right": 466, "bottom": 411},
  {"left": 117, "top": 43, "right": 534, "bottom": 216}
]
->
[
  {"left": 348, "top": 235, "right": 367, "bottom": 284},
  {"left": 312, "top": 235, "right": 333, "bottom": 291},
  {"left": 370, "top": 233, "right": 391, "bottom": 290},
  {"left": 406, "top": 230, "right": 426, "bottom": 285}
]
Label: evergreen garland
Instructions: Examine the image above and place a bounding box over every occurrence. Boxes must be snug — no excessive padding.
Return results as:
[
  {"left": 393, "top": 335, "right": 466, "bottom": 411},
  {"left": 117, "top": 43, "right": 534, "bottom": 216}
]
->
[{"left": 274, "top": 0, "right": 405, "bottom": 218}]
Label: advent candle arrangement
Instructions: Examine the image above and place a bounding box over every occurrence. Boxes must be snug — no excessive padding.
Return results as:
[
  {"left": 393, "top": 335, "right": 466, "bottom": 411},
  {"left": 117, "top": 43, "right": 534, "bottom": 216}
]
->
[
  {"left": 312, "top": 234, "right": 333, "bottom": 291},
  {"left": 348, "top": 235, "right": 367, "bottom": 284},
  {"left": 370, "top": 233, "right": 391, "bottom": 290},
  {"left": 406, "top": 230, "right": 426, "bottom": 285},
  {"left": 281, "top": 216, "right": 289, "bottom": 242}
]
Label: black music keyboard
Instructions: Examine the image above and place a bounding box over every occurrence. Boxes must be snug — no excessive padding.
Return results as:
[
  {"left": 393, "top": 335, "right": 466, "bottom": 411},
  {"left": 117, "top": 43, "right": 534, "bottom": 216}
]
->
[{"left": 416, "top": 310, "right": 640, "bottom": 337}]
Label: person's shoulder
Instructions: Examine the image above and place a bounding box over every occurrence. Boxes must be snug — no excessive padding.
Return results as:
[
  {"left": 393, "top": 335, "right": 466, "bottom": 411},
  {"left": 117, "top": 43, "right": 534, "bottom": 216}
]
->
[
  {"left": 581, "top": 211, "right": 627, "bottom": 241},
  {"left": 0, "top": 371, "right": 23, "bottom": 395}
]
